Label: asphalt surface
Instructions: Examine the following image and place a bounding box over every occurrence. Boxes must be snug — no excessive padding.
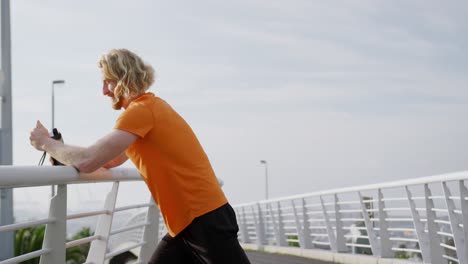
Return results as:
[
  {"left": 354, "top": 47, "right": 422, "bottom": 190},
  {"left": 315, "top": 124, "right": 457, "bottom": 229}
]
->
[{"left": 245, "top": 250, "right": 333, "bottom": 264}]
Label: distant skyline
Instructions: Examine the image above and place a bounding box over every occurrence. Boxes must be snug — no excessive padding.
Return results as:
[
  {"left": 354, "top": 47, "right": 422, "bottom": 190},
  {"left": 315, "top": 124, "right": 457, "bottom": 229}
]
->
[{"left": 7, "top": 1, "right": 468, "bottom": 211}]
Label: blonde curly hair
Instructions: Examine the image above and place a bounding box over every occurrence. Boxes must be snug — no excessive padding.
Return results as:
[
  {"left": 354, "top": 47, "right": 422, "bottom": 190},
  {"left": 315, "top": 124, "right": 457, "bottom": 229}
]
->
[{"left": 98, "top": 49, "right": 155, "bottom": 101}]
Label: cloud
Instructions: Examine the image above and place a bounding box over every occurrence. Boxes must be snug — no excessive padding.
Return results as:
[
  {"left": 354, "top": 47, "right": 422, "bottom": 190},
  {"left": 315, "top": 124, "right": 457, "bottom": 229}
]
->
[{"left": 8, "top": 1, "right": 468, "bottom": 205}]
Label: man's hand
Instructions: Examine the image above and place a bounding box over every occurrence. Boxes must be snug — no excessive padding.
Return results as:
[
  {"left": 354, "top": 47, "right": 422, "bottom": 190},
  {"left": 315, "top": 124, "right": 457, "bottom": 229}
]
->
[{"left": 30, "top": 120, "right": 50, "bottom": 151}]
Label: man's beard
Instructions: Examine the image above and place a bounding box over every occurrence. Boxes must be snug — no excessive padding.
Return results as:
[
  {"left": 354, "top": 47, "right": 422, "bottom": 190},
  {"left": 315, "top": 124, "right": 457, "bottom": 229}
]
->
[{"left": 112, "top": 96, "right": 124, "bottom": 110}]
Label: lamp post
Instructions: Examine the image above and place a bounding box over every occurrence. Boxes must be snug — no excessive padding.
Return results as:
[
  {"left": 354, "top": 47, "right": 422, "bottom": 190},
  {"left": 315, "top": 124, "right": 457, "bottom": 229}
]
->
[
  {"left": 260, "top": 160, "right": 268, "bottom": 200},
  {"left": 0, "top": 0, "right": 14, "bottom": 259},
  {"left": 52, "top": 80, "right": 65, "bottom": 130},
  {"left": 50, "top": 80, "right": 65, "bottom": 197}
]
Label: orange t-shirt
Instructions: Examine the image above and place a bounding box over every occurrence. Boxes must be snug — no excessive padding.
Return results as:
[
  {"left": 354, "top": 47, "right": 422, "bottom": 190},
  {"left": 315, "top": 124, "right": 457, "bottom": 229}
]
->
[{"left": 114, "top": 92, "right": 227, "bottom": 236}]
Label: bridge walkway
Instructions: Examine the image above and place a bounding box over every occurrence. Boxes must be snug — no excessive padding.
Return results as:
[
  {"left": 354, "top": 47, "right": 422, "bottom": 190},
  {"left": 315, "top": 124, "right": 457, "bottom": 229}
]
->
[{"left": 246, "top": 250, "right": 333, "bottom": 264}]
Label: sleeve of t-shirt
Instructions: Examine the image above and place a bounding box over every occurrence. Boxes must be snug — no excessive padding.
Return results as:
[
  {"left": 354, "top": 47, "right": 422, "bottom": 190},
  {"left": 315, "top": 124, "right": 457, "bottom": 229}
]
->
[{"left": 114, "top": 103, "right": 154, "bottom": 138}]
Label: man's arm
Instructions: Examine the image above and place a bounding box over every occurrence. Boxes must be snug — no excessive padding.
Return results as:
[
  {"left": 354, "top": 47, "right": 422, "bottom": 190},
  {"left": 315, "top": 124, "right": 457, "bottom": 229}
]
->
[
  {"left": 103, "top": 152, "right": 129, "bottom": 169},
  {"left": 30, "top": 121, "right": 137, "bottom": 173}
]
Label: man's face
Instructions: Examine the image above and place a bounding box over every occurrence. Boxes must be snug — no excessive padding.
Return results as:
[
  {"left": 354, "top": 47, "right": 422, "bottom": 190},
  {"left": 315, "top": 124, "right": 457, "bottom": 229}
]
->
[{"left": 102, "top": 79, "right": 123, "bottom": 110}]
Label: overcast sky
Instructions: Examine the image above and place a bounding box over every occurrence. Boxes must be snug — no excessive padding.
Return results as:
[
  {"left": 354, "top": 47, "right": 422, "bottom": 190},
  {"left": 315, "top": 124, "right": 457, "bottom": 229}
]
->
[{"left": 6, "top": 1, "right": 468, "bottom": 213}]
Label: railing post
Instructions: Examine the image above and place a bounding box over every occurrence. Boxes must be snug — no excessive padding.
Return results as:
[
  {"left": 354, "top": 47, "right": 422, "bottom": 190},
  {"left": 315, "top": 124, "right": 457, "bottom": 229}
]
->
[
  {"left": 291, "top": 200, "right": 304, "bottom": 248},
  {"left": 405, "top": 186, "right": 432, "bottom": 262},
  {"left": 86, "top": 182, "right": 119, "bottom": 263},
  {"left": 251, "top": 204, "right": 265, "bottom": 246},
  {"left": 267, "top": 203, "right": 277, "bottom": 246},
  {"left": 320, "top": 196, "right": 337, "bottom": 251},
  {"left": 255, "top": 203, "right": 266, "bottom": 245},
  {"left": 137, "top": 198, "right": 160, "bottom": 263},
  {"left": 358, "top": 192, "right": 380, "bottom": 256},
  {"left": 239, "top": 207, "right": 250, "bottom": 243},
  {"left": 460, "top": 180, "right": 468, "bottom": 264},
  {"left": 333, "top": 194, "right": 347, "bottom": 252},
  {"left": 443, "top": 182, "right": 467, "bottom": 264},
  {"left": 39, "top": 184, "right": 67, "bottom": 264},
  {"left": 423, "top": 184, "right": 444, "bottom": 264},
  {"left": 301, "top": 198, "right": 313, "bottom": 249},
  {"left": 264, "top": 204, "right": 270, "bottom": 245},
  {"left": 378, "top": 189, "right": 392, "bottom": 258},
  {"left": 269, "top": 202, "right": 286, "bottom": 246}
]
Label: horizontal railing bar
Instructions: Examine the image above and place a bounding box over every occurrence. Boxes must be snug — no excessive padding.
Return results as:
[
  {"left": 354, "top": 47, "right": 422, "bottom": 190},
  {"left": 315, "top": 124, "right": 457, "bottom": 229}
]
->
[
  {"left": 105, "top": 241, "right": 146, "bottom": 259},
  {"left": 304, "top": 203, "right": 322, "bottom": 208},
  {"left": 346, "top": 243, "right": 372, "bottom": 248},
  {"left": 389, "top": 237, "right": 419, "bottom": 243},
  {"left": 0, "top": 218, "right": 55, "bottom": 233},
  {"left": 306, "top": 211, "right": 322, "bottom": 215},
  {"left": 308, "top": 211, "right": 324, "bottom": 215},
  {"left": 387, "top": 228, "right": 416, "bottom": 232},
  {"left": 384, "top": 218, "right": 413, "bottom": 222},
  {"left": 312, "top": 241, "right": 330, "bottom": 245},
  {"left": 310, "top": 233, "right": 329, "bottom": 237},
  {"left": 110, "top": 222, "right": 150, "bottom": 236},
  {"left": 437, "top": 231, "right": 454, "bottom": 238},
  {"left": 67, "top": 210, "right": 110, "bottom": 220},
  {"left": 0, "top": 248, "right": 51, "bottom": 264},
  {"left": 434, "top": 220, "right": 451, "bottom": 225},
  {"left": 343, "top": 227, "right": 367, "bottom": 230},
  {"left": 341, "top": 218, "right": 364, "bottom": 221},
  {"left": 281, "top": 213, "right": 295, "bottom": 216},
  {"left": 391, "top": 247, "right": 421, "bottom": 253},
  {"left": 442, "top": 254, "right": 459, "bottom": 262},
  {"left": 0, "top": 166, "right": 142, "bottom": 188},
  {"left": 114, "top": 203, "right": 154, "bottom": 212},
  {"left": 381, "top": 197, "right": 406, "bottom": 202},
  {"left": 431, "top": 208, "right": 448, "bottom": 213},
  {"left": 338, "top": 209, "right": 362, "bottom": 213},
  {"left": 383, "top": 207, "right": 410, "bottom": 211},
  {"left": 66, "top": 235, "right": 101, "bottom": 248},
  {"left": 344, "top": 235, "right": 369, "bottom": 239},
  {"left": 235, "top": 171, "right": 468, "bottom": 206},
  {"left": 308, "top": 218, "right": 325, "bottom": 222},
  {"left": 337, "top": 200, "right": 360, "bottom": 205},
  {"left": 440, "top": 243, "right": 457, "bottom": 251}
]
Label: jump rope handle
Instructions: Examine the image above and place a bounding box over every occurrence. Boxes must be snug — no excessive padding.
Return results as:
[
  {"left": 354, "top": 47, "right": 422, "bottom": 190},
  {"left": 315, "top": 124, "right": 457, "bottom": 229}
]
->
[
  {"left": 50, "top": 128, "right": 65, "bottom": 166},
  {"left": 38, "top": 128, "right": 65, "bottom": 166}
]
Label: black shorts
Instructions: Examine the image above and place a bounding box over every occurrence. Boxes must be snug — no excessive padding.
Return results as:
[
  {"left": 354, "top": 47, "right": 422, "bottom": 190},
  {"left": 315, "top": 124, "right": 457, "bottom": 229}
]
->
[{"left": 149, "top": 203, "right": 251, "bottom": 264}]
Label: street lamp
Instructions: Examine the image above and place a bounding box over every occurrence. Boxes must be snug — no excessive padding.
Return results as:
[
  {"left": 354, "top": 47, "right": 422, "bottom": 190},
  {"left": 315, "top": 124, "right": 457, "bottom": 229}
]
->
[
  {"left": 50, "top": 80, "right": 65, "bottom": 197},
  {"left": 51, "top": 80, "right": 65, "bottom": 130},
  {"left": 260, "top": 160, "right": 268, "bottom": 200}
]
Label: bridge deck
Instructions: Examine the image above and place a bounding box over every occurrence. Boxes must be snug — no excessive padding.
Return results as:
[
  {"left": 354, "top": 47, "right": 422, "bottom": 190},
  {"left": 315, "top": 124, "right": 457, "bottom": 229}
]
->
[{"left": 245, "top": 250, "right": 332, "bottom": 264}]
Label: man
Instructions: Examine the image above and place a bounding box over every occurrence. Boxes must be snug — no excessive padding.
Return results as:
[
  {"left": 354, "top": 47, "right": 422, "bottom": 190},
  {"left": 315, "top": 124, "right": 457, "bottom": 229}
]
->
[{"left": 30, "top": 49, "right": 251, "bottom": 264}]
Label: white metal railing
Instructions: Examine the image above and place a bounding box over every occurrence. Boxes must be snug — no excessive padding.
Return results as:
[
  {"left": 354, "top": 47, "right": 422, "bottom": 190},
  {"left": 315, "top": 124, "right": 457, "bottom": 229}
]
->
[
  {"left": 233, "top": 171, "right": 468, "bottom": 264},
  {"left": 0, "top": 166, "right": 160, "bottom": 264},
  {"left": 3, "top": 166, "right": 468, "bottom": 264}
]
